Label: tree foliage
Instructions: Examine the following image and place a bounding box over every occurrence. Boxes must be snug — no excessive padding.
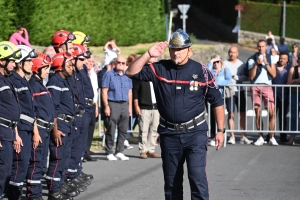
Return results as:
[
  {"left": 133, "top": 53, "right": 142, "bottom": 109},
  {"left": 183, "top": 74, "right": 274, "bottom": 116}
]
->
[
  {"left": 0, "top": 0, "right": 17, "bottom": 41},
  {"left": 0, "top": 0, "right": 166, "bottom": 46}
]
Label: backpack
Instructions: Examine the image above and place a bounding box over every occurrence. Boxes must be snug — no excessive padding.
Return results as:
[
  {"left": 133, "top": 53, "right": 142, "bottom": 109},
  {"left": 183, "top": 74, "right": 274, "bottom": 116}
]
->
[{"left": 244, "top": 53, "right": 272, "bottom": 79}]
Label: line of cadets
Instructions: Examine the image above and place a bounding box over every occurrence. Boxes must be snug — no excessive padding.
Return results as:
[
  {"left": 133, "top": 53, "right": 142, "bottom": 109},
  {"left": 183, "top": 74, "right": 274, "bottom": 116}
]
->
[{"left": 0, "top": 30, "right": 95, "bottom": 200}]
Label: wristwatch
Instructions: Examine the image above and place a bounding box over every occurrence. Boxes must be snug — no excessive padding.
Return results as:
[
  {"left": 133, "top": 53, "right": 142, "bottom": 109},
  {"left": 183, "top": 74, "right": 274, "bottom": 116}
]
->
[{"left": 217, "top": 128, "right": 225, "bottom": 133}]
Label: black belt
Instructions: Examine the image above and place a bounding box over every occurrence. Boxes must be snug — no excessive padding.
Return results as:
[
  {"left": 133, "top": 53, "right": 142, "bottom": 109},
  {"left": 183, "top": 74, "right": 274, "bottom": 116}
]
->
[
  {"left": 85, "top": 98, "right": 94, "bottom": 106},
  {"left": 57, "top": 114, "right": 74, "bottom": 123},
  {"left": 36, "top": 118, "right": 55, "bottom": 130},
  {"left": 108, "top": 100, "right": 127, "bottom": 103},
  {"left": 76, "top": 110, "right": 85, "bottom": 117},
  {"left": 160, "top": 112, "right": 205, "bottom": 131},
  {"left": 0, "top": 117, "right": 18, "bottom": 129},
  {"left": 151, "top": 104, "right": 157, "bottom": 109}
]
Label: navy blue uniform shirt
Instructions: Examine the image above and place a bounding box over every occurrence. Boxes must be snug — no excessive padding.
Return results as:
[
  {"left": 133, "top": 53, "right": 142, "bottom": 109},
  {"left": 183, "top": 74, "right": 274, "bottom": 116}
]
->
[
  {"left": 0, "top": 73, "right": 20, "bottom": 141},
  {"left": 47, "top": 73, "right": 75, "bottom": 133},
  {"left": 29, "top": 75, "right": 54, "bottom": 123},
  {"left": 72, "top": 72, "right": 85, "bottom": 113},
  {"left": 9, "top": 71, "right": 35, "bottom": 131},
  {"left": 80, "top": 65, "right": 94, "bottom": 113},
  {"left": 132, "top": 59, "right": 223, "bottom": 134}
]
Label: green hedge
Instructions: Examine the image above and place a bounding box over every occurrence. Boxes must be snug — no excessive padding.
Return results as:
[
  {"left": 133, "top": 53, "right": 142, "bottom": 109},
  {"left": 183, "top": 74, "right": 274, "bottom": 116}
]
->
[
  {"left": 240, "top": 1, "right": 300, "bottom": 39},
  {"left": 0, "top": 0, "right": 166, "bottom": 46},
  {"left": 0, "top": 1, "right": 17, "bottom": 41}
]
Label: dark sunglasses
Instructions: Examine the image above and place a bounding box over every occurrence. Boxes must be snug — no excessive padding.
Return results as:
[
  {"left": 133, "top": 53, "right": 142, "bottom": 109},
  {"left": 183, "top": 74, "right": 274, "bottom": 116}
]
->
[
  {"left": 117, "top": 61, "right": 126, "bottom": 65},
  {"left": 213, "top": 60, "right": 220, "bottom": 64}
]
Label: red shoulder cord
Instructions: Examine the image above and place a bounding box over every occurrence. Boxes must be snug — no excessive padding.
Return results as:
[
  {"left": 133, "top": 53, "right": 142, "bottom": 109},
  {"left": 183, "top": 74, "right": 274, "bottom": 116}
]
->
[{"left": 149, "top": 63, "right": 217, "bottom": 95}]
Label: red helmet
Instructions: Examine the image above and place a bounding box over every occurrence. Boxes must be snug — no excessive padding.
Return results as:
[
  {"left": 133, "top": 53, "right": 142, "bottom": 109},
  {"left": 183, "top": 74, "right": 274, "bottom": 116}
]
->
[
  {"left": 73, "top": 44, "right": 91, "bottom": 59},
  {"left": 51, "top": 30, "right": 76, "bottom": 48},
  {"left": 51, "top": 52, "right": 73, "bottom": 72},
  {"left": 32, "top": 53, "right": 52, "bottom": 73}
]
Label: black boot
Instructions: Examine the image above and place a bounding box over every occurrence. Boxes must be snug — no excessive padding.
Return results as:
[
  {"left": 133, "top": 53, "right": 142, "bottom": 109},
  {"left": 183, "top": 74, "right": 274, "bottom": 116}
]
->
[
  {"left": 66, "top": 179, "right": 87, "bottom": 192},
  {"left": 60, "top": 182, "right": 79, "bottom": 197},
  {"left": 48, "top": 190, "right": 73, "bottom": 200},
  {"left": 79, "top": 171, "right": 94, "bottom": 180},
  {"left": 71, "top": 176, "right": 91, "bottom": 187}
]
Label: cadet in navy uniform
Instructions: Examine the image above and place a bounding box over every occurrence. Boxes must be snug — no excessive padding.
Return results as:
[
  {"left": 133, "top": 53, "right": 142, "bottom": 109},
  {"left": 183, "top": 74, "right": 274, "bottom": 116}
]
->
[
  {"left": 27, "top": 54, "right": 55, "bottom": 199},
  {"left": 46, "top": 52, "right": 75, "bottom": 200},
  {"left": 0, "top": 41, "right": 21, "bottom": 200},
  {"left": 126, "top": 29, "right": 225, "bottom": 200},
  {"left": 66, "top": 44, "right": 93, "bottom": 190},
  {"left": 7, "top": 45, "right": 40, "bottom": 200}
]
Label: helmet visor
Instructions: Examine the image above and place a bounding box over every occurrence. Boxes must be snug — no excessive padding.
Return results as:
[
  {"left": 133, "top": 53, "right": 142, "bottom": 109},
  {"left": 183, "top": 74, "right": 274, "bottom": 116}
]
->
[
  {"left": 83, "top": 50, "right": 91, "bottom": 58},
  {"left": 68, "top": 32, "right": 76, "bottom": 41},
  {"left": 84, "top": 35, "right": 91, "bottom": 43},
  {"left": 7, "top": 49, "right": 22, "bottom": 60},
  {"left": 23, "top": 49, "right": 38, "bottom": 61},
  {"left": 43, "top": 55, "right": 52, "bottom": 65}
]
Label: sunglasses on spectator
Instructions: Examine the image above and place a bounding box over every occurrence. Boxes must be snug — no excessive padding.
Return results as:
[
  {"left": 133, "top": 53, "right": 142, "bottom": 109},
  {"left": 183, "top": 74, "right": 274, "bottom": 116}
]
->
[
  {"left": 213, "top": 61, "right": 220, "bottom": 64},
  {"left": 117, "top": 61, "right": 126, "bottom": 65}
]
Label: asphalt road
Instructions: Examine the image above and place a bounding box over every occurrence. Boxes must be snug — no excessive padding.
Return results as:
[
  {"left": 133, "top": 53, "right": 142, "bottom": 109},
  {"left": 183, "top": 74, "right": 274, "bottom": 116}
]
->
[{"left": 21, "top": 44, "right": 300, "bottom": 200}]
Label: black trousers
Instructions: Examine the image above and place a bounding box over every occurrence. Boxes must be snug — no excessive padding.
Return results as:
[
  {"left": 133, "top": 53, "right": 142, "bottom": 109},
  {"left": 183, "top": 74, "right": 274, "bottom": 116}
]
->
[{"left": 85, "top": 105, "right": 96, "bottom": 157}]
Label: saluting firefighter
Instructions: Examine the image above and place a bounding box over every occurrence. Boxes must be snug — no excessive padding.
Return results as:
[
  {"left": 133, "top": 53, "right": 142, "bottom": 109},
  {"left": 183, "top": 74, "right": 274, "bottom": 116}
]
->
[{"left": 126, "top": 29, "right": 225, "bottom": 200}]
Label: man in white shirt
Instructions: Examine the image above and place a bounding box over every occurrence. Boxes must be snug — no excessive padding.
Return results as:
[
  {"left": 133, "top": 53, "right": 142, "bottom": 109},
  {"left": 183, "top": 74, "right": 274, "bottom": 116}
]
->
[
  {"left": 223, "top": 46, "right": 252, "bottom": 145},
  {"left": 248, "top": 39, "right": 277, "bottom": 146}
]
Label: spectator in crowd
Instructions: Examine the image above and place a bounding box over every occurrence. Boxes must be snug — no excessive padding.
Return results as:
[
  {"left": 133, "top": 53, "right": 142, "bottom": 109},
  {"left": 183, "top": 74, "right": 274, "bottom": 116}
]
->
[
  {"left": 278, "top": 37, "right": 289, "bottom": 53},
  {"left": 286, "top": 54, "right": 300, "bottom": 145},
  {"left": 125, "top": 54, "right": 138, "bottom": 150},
  {"left": 265, "top": 30, "right": 276, "bottom": 45},
  {"left": 266, "top": 37, "right": 279, "bottom": 55},
  {"left": 223, "top": 46, "right": 252, "bottom": 144},
  {"left": 270, "top": 47, "right": 279, "bottom": 64},
  {"left": 272, "top": 52, "right": 290, "bottom": 143},
  {"left": 84, "top": 54, "right": 99, "bottom": 161},
  {"left": 288, "top": 43, "right": 300, "bottom": 67},
  {"left": 9, "top": 25, "right": 32, "bottom": 48},
  {"left": 103, "top": 38, "right": 120, "bottom": 67},
  {"left": 207, "top": 55, "right": 231, "bottom": 146},
  {"left": 133, "top": 57, "right": 160, "bottom": 159},
  {"left": 43, "top": 45, "right": 56, "bottom": 57},
  {"left": 247, "top": 39, "right": 277, "bottom": 146},
  {"left": 102, "top": 55, "right": 133, "bottom": 161}
]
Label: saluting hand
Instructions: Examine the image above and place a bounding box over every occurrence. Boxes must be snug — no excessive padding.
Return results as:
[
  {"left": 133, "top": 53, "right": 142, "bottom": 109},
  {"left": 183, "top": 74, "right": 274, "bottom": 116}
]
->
[
  {"left": 215, "top": 132, "right": 224, "bottom": 151},
  {"left": 52, "top": 129, "right": 65, "bottom": 147},
  {"left": 148, "top": 41, "right": 169, "bottom": 58}
]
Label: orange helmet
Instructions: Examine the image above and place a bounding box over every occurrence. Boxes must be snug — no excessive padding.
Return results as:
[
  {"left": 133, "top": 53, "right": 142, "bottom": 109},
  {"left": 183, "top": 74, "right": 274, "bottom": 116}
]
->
[
  {"left": 51, "top": 52, "right": 73, "bottom": 72},
  {"left": 73, "top": 44, "right": 91, "bottom": 59},
  {"left": 51, "top": 30, "right": 76, "bottom": 48},
  {"left": 32, "top": 53, "right": 52, "bottom": 73}
]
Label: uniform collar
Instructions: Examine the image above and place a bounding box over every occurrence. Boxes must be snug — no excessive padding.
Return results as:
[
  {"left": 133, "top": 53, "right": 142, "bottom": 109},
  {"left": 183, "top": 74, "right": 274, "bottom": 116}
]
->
[
  {"left": 173, "top": 58, "right": 191, "bottom": 70},
  {"left": 0, "top": 72, "right": 5, "bottom": 80},
  {"left": 54, "top": 72, "right": 65, "bottom": 82}
]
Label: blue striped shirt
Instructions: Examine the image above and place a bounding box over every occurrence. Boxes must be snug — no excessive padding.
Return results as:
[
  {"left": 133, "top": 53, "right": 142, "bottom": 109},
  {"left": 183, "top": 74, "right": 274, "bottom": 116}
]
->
[{"left": 102, "top": 69, "right": 132, "bottom": 101}]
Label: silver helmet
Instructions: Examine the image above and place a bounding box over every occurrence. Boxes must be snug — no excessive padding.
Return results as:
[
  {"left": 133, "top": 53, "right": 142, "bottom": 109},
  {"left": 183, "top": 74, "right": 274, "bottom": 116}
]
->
[{"left": 169, "top": 29, "right": 192, "bottom": 48}]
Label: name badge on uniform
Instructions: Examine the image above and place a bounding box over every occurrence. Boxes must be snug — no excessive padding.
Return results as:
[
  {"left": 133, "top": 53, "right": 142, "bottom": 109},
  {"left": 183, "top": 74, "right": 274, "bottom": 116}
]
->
[{"left": 176, "top": 86, "right": 181, "bottom": 90}]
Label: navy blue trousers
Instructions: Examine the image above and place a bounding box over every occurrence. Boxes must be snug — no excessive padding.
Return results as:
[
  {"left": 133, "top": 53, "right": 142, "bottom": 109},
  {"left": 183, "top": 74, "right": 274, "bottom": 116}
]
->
[
  {"left": 68, "top": 117, "right": 84, "bottom": 179},
  {"left": 82, "top": 112, "right": 92, "bottom": 158},
  {"left": 0, "top": 140, "right": 13, "bottom": 198},
  {"left": 160, "top": 131, "right": 209, "bottom": 200},
  {"left": 26, "top": 129, "right": 50, "bottom": 199},
  {"left": 8, "top": 130, "right": 32, "bottom": 200},
  {"left": 46, "top": 128, "right": 72, "bottom": 192}
]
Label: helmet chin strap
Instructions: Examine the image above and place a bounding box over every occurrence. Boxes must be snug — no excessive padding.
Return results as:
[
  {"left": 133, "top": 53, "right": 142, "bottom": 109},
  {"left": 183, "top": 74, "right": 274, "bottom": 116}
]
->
[
  {"left": 74, "top": 59, "right": 79, "bottom": 72},
  {"left": 0, "top": 60, "right": 13, "bottom": 76},
  {"left": 21, "top": 61, "right": 31, "bottom": 75}
]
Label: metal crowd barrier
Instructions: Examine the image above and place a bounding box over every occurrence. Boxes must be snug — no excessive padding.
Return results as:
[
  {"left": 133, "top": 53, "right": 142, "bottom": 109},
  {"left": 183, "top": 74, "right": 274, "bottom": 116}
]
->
[
  {"left": 207, "top": 83, "right": 300, "bottom": 147},
  {"left": 98, "top": 83, "right": 299, "bottom": 148}
]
